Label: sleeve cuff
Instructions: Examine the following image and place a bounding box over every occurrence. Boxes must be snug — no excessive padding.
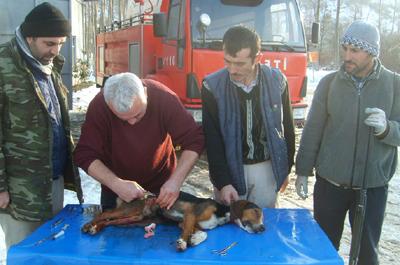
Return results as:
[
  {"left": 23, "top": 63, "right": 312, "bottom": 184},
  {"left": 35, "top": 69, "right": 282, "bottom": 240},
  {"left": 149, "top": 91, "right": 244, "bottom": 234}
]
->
[
  {"left": 210, "top": 174, "right": 232, "bottom": 191},
  {"left": 375, "top": 121, "right": 390, "bottom": 139}
]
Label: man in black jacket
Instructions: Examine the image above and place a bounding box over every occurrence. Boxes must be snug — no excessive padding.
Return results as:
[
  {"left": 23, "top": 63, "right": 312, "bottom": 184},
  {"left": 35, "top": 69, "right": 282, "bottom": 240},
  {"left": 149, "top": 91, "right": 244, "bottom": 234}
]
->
[{"left": 202, "top": 26, "right": 295, "bottom": 208}]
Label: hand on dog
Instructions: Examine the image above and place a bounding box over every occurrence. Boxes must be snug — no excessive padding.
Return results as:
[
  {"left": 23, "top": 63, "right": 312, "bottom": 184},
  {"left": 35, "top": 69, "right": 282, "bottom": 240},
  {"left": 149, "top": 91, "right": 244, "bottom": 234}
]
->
[
  {"left": 220, "top": 185, "right": 239, "bottom": 206},
  {"left": 157, "top": 178, "right": 180, "bottom": 209},
  {"left": 112, "top": 179, "right": 146, "bottom": 203}
]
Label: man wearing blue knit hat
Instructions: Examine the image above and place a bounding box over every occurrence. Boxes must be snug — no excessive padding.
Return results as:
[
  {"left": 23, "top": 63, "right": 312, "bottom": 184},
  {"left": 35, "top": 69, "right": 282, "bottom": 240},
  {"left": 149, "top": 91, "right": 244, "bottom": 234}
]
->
[{"left": 295, "top": 20, "right": 400, "bottom": 264}]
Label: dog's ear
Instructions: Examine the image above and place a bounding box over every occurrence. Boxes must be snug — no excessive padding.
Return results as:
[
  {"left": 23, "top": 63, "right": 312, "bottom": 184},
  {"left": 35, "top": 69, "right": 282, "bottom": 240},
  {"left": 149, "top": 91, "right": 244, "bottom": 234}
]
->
[
  {"left": 242, "top": 207, "right": 263, "bottom": 223},
  {"left": 230, "top": 200, "right": 263, "bottom": 220}
]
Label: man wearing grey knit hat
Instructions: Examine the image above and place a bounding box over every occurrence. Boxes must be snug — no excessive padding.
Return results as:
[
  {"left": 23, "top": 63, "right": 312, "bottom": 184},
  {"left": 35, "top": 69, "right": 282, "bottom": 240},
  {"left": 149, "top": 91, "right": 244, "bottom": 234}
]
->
[
  {"left": 0, "top": 2, "right": 83, "bottom": 252},
  {"left": 295, "top": 20, "right": 400, "bottom": 265}
]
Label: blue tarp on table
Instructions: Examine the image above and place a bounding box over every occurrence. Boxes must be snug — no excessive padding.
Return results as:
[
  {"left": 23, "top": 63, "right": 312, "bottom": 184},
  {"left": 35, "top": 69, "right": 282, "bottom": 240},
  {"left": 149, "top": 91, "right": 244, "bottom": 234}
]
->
[{"left": 8, "top": 204, "right": 344, "bottom": 265}]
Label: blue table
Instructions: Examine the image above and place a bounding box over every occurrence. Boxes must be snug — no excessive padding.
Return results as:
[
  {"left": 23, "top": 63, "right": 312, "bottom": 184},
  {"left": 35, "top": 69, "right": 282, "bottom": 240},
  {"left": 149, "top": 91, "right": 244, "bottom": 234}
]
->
[{"left": 8, "top": 205, "right": 343, "bottom": 265}]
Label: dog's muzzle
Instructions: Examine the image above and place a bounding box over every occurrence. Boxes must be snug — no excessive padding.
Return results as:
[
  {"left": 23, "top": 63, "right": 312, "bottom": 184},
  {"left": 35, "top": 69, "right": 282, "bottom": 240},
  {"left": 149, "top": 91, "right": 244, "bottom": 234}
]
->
[{"left": 252, "top": 223, "right": 265, "bottom": 233}]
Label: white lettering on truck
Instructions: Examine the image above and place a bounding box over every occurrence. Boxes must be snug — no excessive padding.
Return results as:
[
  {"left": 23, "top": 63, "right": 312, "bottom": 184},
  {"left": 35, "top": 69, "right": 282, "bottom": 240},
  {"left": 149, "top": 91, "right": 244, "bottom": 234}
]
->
[{"left": 264, "top": 57, "right": 287, "bottom": 71}]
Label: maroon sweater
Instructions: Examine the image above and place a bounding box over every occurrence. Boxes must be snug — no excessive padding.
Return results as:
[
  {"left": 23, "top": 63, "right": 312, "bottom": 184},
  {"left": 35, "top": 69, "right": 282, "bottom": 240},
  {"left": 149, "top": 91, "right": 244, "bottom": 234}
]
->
[{"left": 74, "top": 79, "right": 204, "bottom": 195}]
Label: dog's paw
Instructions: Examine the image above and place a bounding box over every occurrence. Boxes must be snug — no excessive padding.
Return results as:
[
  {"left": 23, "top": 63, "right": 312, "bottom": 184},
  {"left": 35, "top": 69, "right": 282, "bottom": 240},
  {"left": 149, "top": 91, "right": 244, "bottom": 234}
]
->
[
  {"left": 81, "top": 223, "right": 96, "bottom": 234},
  {"left": 85, "top": 224, "right": 98, "bottom": 235},
  {"left": 189, "top": 230, "right": 207, "bottom": 246},
  {"left": 176, "top": 238, "right": 187, "bottom": 251},
  {"left": 218, "top": 212, "right": 231, "bottom": 225},
  {"left": 225, "top": 212, "right": 231, "bottom": 219},
  {"left": 81, "top": 224, "right": 90, "bottom": 233},
  {"left": 81, "top": 222, "right": 100, "bottom": 235}
]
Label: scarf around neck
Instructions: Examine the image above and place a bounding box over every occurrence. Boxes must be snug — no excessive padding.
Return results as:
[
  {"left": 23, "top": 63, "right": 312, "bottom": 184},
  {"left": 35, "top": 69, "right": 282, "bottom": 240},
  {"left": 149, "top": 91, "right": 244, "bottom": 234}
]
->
[{"left": 15, "top": 26, "right": 53, "bottom": 76}]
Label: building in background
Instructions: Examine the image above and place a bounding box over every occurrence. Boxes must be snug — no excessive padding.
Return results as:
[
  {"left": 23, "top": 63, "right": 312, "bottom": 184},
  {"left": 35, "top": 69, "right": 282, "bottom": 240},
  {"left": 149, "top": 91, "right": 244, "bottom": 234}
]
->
[{"left": 0, "top": 0, "right": 89, "bottom": 107}]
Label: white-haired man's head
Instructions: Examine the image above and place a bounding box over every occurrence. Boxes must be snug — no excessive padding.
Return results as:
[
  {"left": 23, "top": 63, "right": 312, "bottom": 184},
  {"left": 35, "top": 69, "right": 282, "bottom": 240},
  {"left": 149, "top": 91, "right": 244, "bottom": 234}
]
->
[{"left": 103, "top": 72, "right": 147, "bottom": 125}]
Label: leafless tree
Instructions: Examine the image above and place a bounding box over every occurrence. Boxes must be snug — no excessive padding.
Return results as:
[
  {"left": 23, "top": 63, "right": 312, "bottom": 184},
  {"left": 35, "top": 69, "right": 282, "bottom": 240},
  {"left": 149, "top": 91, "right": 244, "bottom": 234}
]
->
[{"left": 334, "top": 0, "right": 342, "bottom": 66}]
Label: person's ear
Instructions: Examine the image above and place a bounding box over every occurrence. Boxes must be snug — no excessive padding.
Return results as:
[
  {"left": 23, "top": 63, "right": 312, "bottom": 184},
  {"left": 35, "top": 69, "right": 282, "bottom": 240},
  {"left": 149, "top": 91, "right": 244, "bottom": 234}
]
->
[
  {"left": 26, "top": 37, "right": 33, "bottom": 45},
  {"left": 254, "top": 52, "right": 262, "bottom": 64}
]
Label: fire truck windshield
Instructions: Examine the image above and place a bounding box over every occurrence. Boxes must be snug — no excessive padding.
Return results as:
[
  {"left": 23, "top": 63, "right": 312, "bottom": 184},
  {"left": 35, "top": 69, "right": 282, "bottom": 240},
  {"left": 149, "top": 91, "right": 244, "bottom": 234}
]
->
[{"left": 191, "top": 0, "right": 306, "bottom": 52}]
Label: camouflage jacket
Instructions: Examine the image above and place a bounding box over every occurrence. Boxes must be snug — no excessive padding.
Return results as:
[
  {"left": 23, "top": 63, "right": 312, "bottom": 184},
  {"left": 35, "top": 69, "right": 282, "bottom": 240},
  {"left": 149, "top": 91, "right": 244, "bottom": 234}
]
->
[{"left": 0, "top": 38, "right": 83, "bottom": 221}]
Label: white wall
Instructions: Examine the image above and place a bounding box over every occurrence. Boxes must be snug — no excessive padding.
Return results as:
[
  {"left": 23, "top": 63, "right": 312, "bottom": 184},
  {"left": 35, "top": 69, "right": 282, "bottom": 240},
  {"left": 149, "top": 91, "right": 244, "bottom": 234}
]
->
[
  {"left": 0, "top": 0, "right": 80, "bottom": 107},
  {"left": 71, "top": 0, "right": 85, "bottom": 63}
]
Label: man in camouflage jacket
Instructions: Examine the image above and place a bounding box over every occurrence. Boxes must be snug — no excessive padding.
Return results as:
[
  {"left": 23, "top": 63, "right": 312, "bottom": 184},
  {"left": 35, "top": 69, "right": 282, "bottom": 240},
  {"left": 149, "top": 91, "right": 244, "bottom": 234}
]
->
[{"left": 0, "top": 2, "right": 83, "bottom": 250}]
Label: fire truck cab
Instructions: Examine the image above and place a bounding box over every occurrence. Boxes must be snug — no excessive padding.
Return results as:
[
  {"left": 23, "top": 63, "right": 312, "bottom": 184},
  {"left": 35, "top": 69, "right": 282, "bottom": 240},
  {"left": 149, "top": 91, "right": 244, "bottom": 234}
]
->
[{"left": 96, "top": 0, "right": 319, "bottom": 124}]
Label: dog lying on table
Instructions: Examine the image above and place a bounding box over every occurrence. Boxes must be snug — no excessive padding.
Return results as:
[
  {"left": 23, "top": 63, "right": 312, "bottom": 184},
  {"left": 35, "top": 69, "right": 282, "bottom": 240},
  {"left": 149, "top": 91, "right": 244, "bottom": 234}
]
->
[{"left": 81, "top": 192, "right": 265, "bottom": 251}]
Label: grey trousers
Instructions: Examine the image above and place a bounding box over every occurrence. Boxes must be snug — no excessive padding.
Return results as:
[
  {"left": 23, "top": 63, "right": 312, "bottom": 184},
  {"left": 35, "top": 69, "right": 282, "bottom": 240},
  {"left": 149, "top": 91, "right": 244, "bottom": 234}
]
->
[
  {"left": 0, "top": 176, "right": 64, "bottom": 251},
  {"left": 214, "top": 160, "right": 277, "bottom": 208}
]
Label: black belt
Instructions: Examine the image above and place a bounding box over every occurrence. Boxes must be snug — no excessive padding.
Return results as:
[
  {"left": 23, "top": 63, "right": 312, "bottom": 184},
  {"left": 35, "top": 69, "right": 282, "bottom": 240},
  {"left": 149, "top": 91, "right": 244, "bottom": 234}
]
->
[{"left": 319, "top": 176, "right": 361, "bottom": 190}]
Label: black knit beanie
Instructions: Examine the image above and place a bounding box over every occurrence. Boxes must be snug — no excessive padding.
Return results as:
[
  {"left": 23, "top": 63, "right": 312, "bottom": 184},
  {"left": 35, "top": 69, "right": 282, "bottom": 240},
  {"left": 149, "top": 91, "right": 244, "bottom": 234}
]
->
[{"left": 20, "top": 2, "right": 71, "bottom": 37}]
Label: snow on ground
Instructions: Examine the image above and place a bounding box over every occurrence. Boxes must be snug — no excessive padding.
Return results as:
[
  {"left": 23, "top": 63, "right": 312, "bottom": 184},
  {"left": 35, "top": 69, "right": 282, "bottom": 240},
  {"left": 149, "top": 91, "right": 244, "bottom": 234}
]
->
[
  {"left": 66, "top": 85, "right": 101, "bottom": 205},
  {"left": 72, "top": 84, "right": 100, "bottom": 112}
]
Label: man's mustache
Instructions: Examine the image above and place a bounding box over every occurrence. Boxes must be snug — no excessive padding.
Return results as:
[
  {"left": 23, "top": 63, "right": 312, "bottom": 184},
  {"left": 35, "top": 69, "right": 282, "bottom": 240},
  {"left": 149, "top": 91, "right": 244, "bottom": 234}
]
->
[{"left": 344, "top": 60, "right": 355, "bottom": 65}]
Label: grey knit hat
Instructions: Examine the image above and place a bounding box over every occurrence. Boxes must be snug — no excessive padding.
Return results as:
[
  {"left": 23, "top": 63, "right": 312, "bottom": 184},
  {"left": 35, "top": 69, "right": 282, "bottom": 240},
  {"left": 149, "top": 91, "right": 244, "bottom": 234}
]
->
[{"left": 340, "top": 20, "right": 380, "bottom": 57}]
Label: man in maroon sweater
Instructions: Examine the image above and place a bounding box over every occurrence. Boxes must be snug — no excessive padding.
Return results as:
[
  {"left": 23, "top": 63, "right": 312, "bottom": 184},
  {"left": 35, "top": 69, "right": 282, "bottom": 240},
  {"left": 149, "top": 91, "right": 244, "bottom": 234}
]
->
[{"left": 74, "top": 73, "right": 204, "bottom": 209}]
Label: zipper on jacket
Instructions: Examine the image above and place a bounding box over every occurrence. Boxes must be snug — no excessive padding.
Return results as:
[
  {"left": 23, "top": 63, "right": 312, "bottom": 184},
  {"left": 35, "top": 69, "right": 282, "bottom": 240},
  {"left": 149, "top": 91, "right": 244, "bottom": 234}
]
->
[{"left": 349, "top": 80, "right": 366, "bottom": 187}]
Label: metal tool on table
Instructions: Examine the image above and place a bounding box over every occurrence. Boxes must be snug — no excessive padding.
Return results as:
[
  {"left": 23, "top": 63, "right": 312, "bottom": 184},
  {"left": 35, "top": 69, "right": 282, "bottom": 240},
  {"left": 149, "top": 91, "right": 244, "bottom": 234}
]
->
[
  {"left": 212, "top": 241, "right": 238, "bottom": 256},
  {"left": 35, "top": 224, "right": 70, "bottom": 246},
  {"left": 51, "top": 218, "right": 64, "bottom": 228}
]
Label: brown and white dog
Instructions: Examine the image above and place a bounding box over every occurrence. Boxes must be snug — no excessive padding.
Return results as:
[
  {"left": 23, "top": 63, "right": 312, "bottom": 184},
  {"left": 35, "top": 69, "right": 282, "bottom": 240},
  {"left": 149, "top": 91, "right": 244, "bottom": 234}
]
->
[{"left": 81, "top": 192, "right": 265, "bottom": 251}]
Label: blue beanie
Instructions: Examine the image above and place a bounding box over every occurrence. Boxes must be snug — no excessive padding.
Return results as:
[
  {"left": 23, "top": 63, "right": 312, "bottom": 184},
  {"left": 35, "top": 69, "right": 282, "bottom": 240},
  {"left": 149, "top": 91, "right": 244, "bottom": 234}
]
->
[{"left": 340, "top": 20, "right": 380, "bottom": 57}]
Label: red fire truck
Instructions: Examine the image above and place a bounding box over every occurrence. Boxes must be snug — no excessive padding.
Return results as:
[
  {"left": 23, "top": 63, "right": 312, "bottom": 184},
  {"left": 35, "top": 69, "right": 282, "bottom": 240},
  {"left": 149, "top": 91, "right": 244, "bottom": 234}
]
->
[{"left": 96, "top": 0, "right": 319, "bottom": 124}]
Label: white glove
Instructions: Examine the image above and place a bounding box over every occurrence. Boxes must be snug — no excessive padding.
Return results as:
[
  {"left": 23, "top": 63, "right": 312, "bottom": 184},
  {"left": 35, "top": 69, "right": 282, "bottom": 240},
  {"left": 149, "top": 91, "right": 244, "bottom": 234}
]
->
[
  {"left": 295, "top": 175, "right": 308, "bottom": 199},
  {"left": 364, "top": 108, "right": 387, "bottom": 135}
]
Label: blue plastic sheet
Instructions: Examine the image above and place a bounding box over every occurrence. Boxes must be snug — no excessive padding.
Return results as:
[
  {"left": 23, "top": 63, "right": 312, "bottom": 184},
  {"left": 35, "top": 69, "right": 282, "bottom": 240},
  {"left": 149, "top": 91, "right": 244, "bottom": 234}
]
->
[{"left": 8, "top": 205, "right": 344, "bottom": 265}]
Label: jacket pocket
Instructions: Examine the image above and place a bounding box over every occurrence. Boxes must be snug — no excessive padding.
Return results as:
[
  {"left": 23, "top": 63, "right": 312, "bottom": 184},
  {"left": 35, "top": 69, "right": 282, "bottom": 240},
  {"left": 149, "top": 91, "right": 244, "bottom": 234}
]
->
[{"left": 6, "top": 92, "right": 36, "bottom": 132}]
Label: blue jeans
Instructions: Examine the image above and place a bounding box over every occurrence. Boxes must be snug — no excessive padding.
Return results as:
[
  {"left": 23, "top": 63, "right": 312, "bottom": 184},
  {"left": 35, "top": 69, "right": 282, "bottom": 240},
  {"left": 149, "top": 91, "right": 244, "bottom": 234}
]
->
[{"left": 313, "top": 176, "right": 388, "bottom": 265}]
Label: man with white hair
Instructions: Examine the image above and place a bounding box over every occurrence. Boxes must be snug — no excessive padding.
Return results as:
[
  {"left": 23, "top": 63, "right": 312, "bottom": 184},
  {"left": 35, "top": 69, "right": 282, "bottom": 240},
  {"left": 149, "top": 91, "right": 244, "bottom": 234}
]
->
[
  {"left": 74, "top": 73, "right": 204, "bottom": 210},
  {"left": 295, "top": 20, "right": 400, "bottom": 264}
]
